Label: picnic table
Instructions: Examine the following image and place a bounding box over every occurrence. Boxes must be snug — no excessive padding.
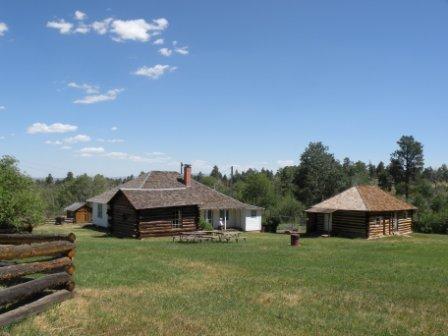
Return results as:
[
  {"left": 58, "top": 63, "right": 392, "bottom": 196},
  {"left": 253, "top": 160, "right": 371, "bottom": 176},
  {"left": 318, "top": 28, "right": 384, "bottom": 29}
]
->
[{"left": 172, "top": 230, "right": 246, "bottom": 243}]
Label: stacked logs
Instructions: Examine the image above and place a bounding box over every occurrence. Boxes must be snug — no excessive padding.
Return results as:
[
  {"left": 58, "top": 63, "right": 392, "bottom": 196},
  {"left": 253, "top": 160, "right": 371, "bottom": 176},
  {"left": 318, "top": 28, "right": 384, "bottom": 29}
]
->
[{"left": 0, "top": 233, "right": 76, "bottom": 326}]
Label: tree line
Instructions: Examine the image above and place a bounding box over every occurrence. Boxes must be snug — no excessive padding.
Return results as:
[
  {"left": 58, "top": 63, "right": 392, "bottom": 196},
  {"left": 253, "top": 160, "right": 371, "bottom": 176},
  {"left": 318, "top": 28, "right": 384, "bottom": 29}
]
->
[
  {"left": 1, "top": 134, "right": 447, "bottom": 233},
  {"left": 195, "top": 135, "right": 447, "bottom": 233}
]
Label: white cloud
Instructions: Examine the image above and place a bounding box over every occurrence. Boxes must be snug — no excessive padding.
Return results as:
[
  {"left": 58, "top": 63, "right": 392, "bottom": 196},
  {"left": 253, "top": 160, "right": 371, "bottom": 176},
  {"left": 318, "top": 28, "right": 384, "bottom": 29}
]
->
[
  {"left": 61, "top": 145, "right": 72, "bottom": 150},
  {"left": 97, "top": 138, "right": 124, "bottom": 143},
  {"left": 111, "top": 126, "right": 118, "bottom": 131},
  {"left": 91, "top": 18, "right": 113, "bottom": 35},
  {"left": 45, "top": 140, "right": 63, "bottom": 145},
  {"left": 46, "top": 19, "right": 73, "bottom": 34},
  {"left": 79, "top": 147, "right": 105, "bottom": 156},
  {"left": 277, "top": 160, "right": 295, "bottom": 167},
  {"left": 74, "top": 88, "right": 123, "bottom": 104},
  {"left": 0, "top": 136, "right": 5, "bottom": 140},
  {"left": 105, "top": 151, "right": 169, "bottom": 163},
  {"left": 68, "top": 82, "right": 99, "bottom": 94},
  {"left": 110, "top": 18, "right": 168, "bottom": 42},
  {"left": 159, "top": 48, "right": 172, "bottom": 56},
  {"left": 151, "top": 18, "right": 169, "bottom": 31},
  {"left": 74, "top": 10, "right": 87, "bottom": 21},
  {"left": 64, "top": 134, "right": 91, "bottom": 144},
  {"left": 175, "top": 46, "right": 189, "bottom": 55},
  {"left": 45, "top": 15, "right": 172, "bottom": 46},
  {"left": 0, "top": 106, "right": 5, "bottom": 110},
  {"left": 133, "top": 64, "right": 177, "bottom": 79},
  {"left": 27, "top": 122, "right": 78, "bottom": 134},
  {"left": 0, "top": 22, "right": 8, "bottom": 36},
  {"left": 74, "top": 24, "right": 90, "bottom": 34}
]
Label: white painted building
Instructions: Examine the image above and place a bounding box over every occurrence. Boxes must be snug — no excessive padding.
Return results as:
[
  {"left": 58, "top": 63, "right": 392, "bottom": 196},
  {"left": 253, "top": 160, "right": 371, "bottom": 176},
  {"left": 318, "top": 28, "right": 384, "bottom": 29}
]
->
[
  {"left": 87, "top": 166, "right": 263, "bottom": 232},
  {"left": 202, "top": 208, "right": 262, "bottom": 231}
]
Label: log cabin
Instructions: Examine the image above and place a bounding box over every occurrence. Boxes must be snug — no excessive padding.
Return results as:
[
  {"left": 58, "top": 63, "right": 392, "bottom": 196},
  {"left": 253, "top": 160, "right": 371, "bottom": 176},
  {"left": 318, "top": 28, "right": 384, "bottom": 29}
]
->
[
  {"left": 64, "top": 202, "right": 92, "bottom": 224},
  {"left": 89, "top": 165, "right": 263, "bottom": 238},
  {"left": 306, "top": 185, "right": 417, "bottom": 239}
]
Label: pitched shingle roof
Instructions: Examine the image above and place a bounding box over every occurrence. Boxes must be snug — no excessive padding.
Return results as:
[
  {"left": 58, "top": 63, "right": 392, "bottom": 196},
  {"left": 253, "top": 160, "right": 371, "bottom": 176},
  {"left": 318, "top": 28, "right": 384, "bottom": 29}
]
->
[
  {"left": 306, "top": 185, "right": 417, "bottom": 213},
  {"left": 87, "top": 174, "right": 149, "bottom": 203},
  {"left": 90, "top": 171, "right": 262, "bottom": 211},
  {"left": 64, "top": 202, "right": 88, "bottom": 212}
]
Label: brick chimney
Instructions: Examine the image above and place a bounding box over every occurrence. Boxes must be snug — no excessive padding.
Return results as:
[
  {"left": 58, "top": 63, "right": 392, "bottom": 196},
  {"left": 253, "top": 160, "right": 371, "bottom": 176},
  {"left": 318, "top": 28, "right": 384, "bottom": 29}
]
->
[{"left": 183, "top": 164, "right": 192, "bottom": 187}]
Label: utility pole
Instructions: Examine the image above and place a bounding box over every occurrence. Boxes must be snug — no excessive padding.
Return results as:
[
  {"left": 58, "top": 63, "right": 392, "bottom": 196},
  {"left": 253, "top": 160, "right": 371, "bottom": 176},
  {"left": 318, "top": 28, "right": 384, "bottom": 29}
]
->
[{"left": 180, "top": 162, "right": 184, "bottom": 174}]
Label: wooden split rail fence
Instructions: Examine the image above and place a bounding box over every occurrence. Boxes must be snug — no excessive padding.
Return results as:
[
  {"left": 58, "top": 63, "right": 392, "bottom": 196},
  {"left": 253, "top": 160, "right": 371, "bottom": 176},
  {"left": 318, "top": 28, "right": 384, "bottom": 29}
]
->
[{"left": 0, "top": 233, "right": 76, "bottom": 327}]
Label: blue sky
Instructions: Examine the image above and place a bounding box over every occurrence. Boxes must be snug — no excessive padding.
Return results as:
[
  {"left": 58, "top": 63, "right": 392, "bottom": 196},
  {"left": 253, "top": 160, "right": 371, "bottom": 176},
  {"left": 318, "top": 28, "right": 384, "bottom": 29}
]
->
[{"left": 1, "top": 1, "right": 448, "bottom": 177}]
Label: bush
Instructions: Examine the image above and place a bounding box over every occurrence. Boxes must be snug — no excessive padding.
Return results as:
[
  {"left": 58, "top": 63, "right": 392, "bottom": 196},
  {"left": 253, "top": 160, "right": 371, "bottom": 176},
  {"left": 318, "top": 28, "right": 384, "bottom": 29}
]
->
[
  {"left": 263, "top": 210, "right": 281, "bottom": 233},
  {"left": 198, "top": 218, "right": 213, "bottom": 231},
  {"left": 0, "top": 156, "right": 44, "bottom": 232},
  {"left": 413, "top": 210, "right": 448, "bottom": 234}
]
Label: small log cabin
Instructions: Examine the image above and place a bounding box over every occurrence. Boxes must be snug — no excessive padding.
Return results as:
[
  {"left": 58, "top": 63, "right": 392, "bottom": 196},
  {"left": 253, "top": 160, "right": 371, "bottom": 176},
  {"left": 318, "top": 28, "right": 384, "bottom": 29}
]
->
[
  {"left": 101, "top": 165, "right": 262, "bottom": 238},
  {"left": 64, "top": 202, "right": 92, "bottom": 224},
  {"left": 306, "top": 185, "right": 417, "bottom": 239}
]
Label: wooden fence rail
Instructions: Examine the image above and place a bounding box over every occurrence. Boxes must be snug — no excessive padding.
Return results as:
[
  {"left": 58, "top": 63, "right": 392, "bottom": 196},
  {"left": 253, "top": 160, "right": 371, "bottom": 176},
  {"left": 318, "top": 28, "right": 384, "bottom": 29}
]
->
[{"left": 0, "top": 233, "right": 76, "bottom": 327}]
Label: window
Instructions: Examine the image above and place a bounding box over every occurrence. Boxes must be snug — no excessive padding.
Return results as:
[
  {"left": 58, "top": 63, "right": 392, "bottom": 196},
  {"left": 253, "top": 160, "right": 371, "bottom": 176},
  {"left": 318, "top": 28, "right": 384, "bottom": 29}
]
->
[
  {"left": 250, "top": 210, "right": 257, "bottom": 218},
  {"left": 219, "top": 209, "right": 229, "bottom": 221},
  {"left": 376, "top": 216, "right": 382, "bottom": 225},
  {"left": 97, "top": 204, "right": 103, "bottom": 218},
  {"left": 172, "top": 209, "right": 182, "bottom": 228},
  {"left": 205, "top": 210, "right": 213, "bottom": 224}
]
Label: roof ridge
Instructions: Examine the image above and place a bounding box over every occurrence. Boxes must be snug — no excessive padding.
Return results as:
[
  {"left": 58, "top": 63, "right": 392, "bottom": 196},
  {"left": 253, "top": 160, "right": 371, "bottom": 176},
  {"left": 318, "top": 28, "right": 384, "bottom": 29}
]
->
[
  {"left": 139, "top": 172, "right": 151, "bottom": 189},
  {"left": 121, "top": 187, "right": 187, "bottom": 191},
  {"left": 354, "top": 185, "right": 370, "bottom": 211}
]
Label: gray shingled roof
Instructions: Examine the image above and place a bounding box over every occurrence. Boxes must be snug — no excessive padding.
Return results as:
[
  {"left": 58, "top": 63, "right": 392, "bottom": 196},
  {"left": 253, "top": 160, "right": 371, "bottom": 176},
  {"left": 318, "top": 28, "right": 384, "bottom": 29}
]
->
[
  {"left": 64, "top": 202, "right": 88, "bottom": 212},
  {"left": 89, "top": 171, "right": 262, "bottom": 211},
  {"left": 306, "top": 185, "right": 417, "bottom": 213},
  {"left": 87, "top": 174, "right": 149, "bottom": 203}
]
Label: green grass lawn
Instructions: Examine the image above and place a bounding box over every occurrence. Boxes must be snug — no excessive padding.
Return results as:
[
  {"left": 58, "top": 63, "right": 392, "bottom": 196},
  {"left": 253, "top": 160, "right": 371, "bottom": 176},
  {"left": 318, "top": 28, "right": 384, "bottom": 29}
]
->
[{"left": 3, "top": 225, "right": 448, "bottom": 336}]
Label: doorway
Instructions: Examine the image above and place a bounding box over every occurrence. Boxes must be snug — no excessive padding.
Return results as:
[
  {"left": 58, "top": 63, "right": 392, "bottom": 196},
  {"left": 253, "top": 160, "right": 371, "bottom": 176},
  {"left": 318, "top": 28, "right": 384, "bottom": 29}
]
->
[{"left": 324, "top": 213, "right": 332, "bottom": 232}]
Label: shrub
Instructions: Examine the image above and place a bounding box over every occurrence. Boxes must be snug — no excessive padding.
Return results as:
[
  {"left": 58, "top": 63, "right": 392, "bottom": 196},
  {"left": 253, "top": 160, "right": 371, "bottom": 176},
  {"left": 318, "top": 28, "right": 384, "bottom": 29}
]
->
[
  {"left": 264, "top": 216, "right": 281, "bottom": 233},
  {"left": 198, "top": 218, "right": 213, "bottom": 231},
  {"left": 0, "top": 156, "right": 44, "bottom": 232},
  {"left": 413, "top": 210, "right": 448, "bottom": 234}
]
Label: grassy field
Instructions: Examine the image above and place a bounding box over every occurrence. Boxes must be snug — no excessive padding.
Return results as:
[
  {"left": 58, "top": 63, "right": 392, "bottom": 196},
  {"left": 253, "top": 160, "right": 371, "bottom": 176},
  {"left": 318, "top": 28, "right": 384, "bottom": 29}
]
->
[{"left": 3, "top": 225, "right": 448, "bottom": 336}]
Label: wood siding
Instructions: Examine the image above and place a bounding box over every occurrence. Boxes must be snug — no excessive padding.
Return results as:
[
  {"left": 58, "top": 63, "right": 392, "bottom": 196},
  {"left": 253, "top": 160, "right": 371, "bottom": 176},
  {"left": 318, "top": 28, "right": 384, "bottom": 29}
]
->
[
  {"left": 138, "top": 206, "right": 199, "bottom": 238},
  {"left": 368, "top": 211, "right": 413, "bottom": 239},
  {"left": 307, "top": 210, "right": 413, "bottom": 239},
  {"left": 74, "top": 206, "right": 91, "bottom": 224},
  {"left": 332, "top": 211, "right": 368, "bottom": 238},
  {"left": 109, "top": 193, "right": 138, "bottom": 238}
]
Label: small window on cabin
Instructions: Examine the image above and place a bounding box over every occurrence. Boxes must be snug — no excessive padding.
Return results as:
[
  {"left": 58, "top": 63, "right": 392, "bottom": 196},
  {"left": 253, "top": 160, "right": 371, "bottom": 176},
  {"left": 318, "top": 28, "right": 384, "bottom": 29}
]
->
[
  {"left": 172, "top": 210, "right": 182, "bottom": 228},
  {"left": 97, "top": 204, "right": 103, "bottom": 218},
  {"left": 205, "top": 210, "right": 213, "bottom": 224},
  {"left": 219, "top": 209, "right": 229, "bottom": 221},
  {"left": 250, "top": 210, "right": 257, "bottom": 217},
  {"left": 376, "top": 217, "right": 382, "bottom": 225}
]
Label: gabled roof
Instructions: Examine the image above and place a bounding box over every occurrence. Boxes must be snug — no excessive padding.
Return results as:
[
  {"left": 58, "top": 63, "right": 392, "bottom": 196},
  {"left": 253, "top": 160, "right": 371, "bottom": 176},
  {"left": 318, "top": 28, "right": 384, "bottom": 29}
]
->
[
  {"left": 90, "top": 171, "right": 262, "bottom": 211},
  {"left": 306, "top": 185, "right": 417, "bottom": 213},
  {"left": 64, "top": 202, "right": 88, "bottom": 212},
  {"left": 87, "top": 174, "right": 150, "bottom": 203}
]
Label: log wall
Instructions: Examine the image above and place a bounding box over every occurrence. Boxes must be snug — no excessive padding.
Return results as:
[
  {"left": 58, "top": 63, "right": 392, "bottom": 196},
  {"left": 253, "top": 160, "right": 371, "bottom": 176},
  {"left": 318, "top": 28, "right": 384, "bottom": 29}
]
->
[
  {"left": 138, "top": 206, "right": 199, "bottom": 238},
  {"left": 332, "top": 211, "right": 368, "bottom": 238},
  {"left": 109, "top": 192, "right": 139, "bottom": 238},
  {"left": 0, "top": 233, "right": 76, "bottom": 326},
  {"left": 368, "top": 211, "right": 413, "bottom": 239}
]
